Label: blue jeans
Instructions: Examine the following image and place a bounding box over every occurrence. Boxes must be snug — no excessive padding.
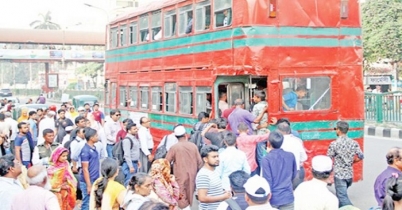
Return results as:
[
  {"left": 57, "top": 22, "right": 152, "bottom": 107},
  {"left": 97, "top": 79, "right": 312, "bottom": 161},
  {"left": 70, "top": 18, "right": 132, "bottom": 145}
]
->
[
  {"left": 334, "top": 177, "right": 353, "bottom": 207},
  {"left": 80, "top": 181, "right": 90, "bottom": 210},
  {"left": 106, "top": 144, "right": 114, "bottom": 158},
  {"left": 122, "top": 161, "right": 139, "bottom": 186}
]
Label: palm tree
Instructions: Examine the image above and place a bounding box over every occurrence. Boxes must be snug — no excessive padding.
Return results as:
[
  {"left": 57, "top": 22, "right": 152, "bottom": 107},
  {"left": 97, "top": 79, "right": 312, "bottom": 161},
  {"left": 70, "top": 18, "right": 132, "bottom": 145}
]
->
[{"left": 29, "top": 11, "right": 61, "bottom": 30}]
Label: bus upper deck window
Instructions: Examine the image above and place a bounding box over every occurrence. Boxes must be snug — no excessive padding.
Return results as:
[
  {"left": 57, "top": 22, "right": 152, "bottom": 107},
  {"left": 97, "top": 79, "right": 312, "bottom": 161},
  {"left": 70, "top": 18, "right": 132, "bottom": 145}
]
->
[
  {"left": 151, "top": 11, "right": 162, "bottom": 40},
  {"left": 195, "top": 0, "right": 211, "bottom": 32},
  {"left": 120, "top": 25, "right": 127, "bottom": 46},
  {"left": 110, "top": 27, "right": 118, "bottom": 48},
  {"left": 129, "top": 22, "right": 138, "bottom": 45},
  {"left": 179, "top": 5, "right": 193, "bottom": 35},
  {"left": 214, "top": 0, "right": 232, "bottom": 28},
  {"left": 164, "top": 10, "right": 176, "bottom": 38},
  {"left": 139, "top": 14, "right": 149, "bottom": 42}
]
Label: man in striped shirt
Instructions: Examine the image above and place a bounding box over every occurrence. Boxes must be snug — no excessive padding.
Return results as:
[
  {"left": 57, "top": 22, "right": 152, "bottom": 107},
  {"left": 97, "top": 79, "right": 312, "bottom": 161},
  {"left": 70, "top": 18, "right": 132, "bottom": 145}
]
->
[{"left": 196, "top": 145, "right": 231, "bottom": 210}]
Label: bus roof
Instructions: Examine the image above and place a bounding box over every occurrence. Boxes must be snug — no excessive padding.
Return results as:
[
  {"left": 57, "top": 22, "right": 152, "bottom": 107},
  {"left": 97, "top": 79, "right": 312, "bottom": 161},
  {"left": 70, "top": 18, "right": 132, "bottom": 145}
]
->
[{"left": 110, "top": 0, "right": 186, "bottom": 25}]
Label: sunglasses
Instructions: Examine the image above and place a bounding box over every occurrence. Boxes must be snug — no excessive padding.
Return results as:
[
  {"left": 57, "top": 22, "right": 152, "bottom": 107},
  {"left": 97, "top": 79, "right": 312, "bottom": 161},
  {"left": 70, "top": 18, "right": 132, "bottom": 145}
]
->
[{"left": 115, "top": 114, "right": 121, "bottom": 116}]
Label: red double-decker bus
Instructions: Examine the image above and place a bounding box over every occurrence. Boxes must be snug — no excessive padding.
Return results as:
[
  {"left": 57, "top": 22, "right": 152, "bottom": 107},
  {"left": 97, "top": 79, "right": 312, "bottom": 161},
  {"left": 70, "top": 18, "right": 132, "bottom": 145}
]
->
[{"left": 105, "top": 0, "right": 364, "bottom": 180}]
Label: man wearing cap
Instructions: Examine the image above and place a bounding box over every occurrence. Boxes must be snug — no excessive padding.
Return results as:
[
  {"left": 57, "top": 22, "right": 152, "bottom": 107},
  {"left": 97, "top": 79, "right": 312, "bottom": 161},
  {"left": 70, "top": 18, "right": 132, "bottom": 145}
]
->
[
  {"left": 38, "top": 111, "right": 56, "bottom": 145},
  {"left": 32, "top": 129, "right": 59, "bottom": 167},
  {"left": 294, "top": 155, "right": 339, "bottom": 210},
  {"left": 156, "top": 124, "right": 179, "bottom": 152},
  {"left": 166, "top": 125, "right": 203, "bottom": 210},
  {"left": 327, "top": 121, "right": 364, "bottom": 208},
  {"left": 243, "top": 175, "right": 277, "bottom": 210},
  {"left": 261, "top": 131, "right": 297, "bottom": 209},
  {"left": 216, "top": 170, "right": 251, "bottom": 209},
  {"left": 62, "top": 126, "right": 73, "bottom": 145}
]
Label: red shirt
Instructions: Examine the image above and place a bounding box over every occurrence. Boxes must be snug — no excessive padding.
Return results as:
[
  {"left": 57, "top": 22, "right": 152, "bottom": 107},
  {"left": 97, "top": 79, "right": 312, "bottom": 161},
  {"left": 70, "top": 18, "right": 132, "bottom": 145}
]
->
[
  {"left": 92, "top": 110, "right": 104, "bottom": 124},
  {"left": 221, "top": 107, "right": 236, "bottom": 131}
]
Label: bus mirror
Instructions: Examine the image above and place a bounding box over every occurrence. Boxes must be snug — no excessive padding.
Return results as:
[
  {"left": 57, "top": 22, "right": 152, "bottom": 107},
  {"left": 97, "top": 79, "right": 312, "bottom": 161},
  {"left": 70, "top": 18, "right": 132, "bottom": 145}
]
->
[{"left": 306, "top": 78, "right": 311, "bottom": 89}]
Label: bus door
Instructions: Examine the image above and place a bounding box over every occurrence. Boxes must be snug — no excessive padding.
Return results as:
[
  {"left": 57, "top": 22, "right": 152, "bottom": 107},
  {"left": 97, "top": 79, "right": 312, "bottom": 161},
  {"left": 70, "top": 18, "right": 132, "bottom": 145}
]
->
[{"left": 215, "top": 76, "right": 250, "bottom": 118}]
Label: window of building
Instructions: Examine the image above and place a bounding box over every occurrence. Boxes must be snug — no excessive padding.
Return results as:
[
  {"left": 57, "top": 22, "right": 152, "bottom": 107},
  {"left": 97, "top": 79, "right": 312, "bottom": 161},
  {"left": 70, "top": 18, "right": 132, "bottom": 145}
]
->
[
  {"left": 129, "top": 22, "right": 138, "bottom": 44},
  {"left": 179, "top": 86, "right": 193, "bottom": 114},
  {"left": 164, "top": 10, "right": 177, "bottom": 38},
  {"left": 110, "top": 27, "right": 118, "bottom": 48},
  {"left": 120, "top": 25, "right": 127, "bottom": 47},
  {"left": 165, "top": 83, "right": 176, "bottom": 113},
  {"left": 214, "top": 0, "right": 232, "bottom": 27},
  {"left": 196, "top": 87, "right": 212, "bottom": 114},
  {"left": 151, "top": 11, "right": 162, "bottom": 40},
  {"left": 151, "top": 87, "right": 162, "bottom": 111},
  {"left": 282, "top": 77, "right": 331, "bottom": 111},
  {"left": 111, "top": 82, "right": 117, "bottom": 106},
  {"left": 195, "top": 0, "right": 211, "bottom": 31},
  {"left": 179, "top": 5, "right": 193, "bottom": 35},
  {"left": 139, "top": 14, "right": 149, "bottom": 42},
  {"left": 119, "top": 86, "right": 126, "bottom": 106},
  {"left": 129, "top": 86, "right": 138, "bottom": 108},
  {"left": 140, "top": 86, "right": 149, "bottom": 109}
]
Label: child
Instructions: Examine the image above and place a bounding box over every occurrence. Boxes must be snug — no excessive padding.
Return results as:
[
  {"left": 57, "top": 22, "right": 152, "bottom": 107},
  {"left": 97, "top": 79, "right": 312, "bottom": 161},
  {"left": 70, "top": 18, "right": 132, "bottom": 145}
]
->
[{"left": 47, "top": 147, "right": 77, "bottom": 210}]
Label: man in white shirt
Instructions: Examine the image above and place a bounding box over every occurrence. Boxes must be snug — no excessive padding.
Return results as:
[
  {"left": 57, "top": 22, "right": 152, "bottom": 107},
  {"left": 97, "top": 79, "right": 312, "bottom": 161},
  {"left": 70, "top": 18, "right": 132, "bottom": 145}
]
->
[
  {"left": 138, "top": 117, "right": 154, "bottom": 173},
  {"left": 216, "top": 131, "right": 250, "bottom": 190},
  {"left": 0, "top": 113, "right": 11, "bottom": 137},
  {"left": 38, "top": 111, "right": 56, "bottom": 145},
  {"left": 156, "top": 124, "right": 180, "bottom": 152},
  {"left": 276, "top": 122, "right": 307, "bottom": 189},
  {"left": 218, "top": 92, "right": 229, "bottom": 114},
  {"left": 4, "top": 112, "right": 17, "bottom": 140},
  {"left": 103, "top": 109, "right": 121, "bottom": 157},
  {"left": 294, "top": 155, "right": 339, "bottom": 210},
  {"left": 0, "top": 154, "right": 23, "bottom": 210},
  {"left": 243, "top": 175, "right": 277, "bottom": 210}
]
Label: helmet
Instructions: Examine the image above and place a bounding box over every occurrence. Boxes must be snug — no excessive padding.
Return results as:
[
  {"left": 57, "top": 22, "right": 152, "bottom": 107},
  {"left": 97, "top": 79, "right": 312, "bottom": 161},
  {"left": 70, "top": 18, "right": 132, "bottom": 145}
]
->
[{"left": 49, "top": 105, "right": 57, "bottom": 112}]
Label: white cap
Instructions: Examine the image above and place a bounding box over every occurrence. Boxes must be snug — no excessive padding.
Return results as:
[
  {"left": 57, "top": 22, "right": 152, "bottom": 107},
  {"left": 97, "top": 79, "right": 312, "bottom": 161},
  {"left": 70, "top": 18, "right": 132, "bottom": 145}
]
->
[
  {"left": 77, "top": 107, "right": 85, "bottom": 111},
  {"left": 243, "top": 175, "right": 271, "bottom": 197},
  {"left": 65, "top": 126, "right": 73, "bottom": 132},
  {"left": 312, "top": 155, "right": 333, "bottom": 172},
  {"left": 174, "top": 125, "right": 186, "bottom": 136},
  {"left": 47, "top": 111, "right": 56, "bottom": 116}
]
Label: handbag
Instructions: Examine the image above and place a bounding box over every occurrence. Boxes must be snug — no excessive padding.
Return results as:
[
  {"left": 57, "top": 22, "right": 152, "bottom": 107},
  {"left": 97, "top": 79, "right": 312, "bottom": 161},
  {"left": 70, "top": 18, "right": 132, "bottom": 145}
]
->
[{"left": 154, "top": 135, "right": 168, "bottom": 160}]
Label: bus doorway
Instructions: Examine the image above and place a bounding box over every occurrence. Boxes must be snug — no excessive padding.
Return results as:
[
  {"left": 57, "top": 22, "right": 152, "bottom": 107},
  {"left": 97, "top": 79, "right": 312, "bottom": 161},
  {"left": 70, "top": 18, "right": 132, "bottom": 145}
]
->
[{"left": 214, "top": 76, "right": 267, "bottom": 118}]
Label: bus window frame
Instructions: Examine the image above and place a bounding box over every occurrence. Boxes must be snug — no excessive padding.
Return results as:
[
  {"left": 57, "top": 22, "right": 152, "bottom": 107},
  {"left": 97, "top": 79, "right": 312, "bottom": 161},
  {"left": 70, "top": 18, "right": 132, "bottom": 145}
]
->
[
  {"left": 119, "top": 24, "right": 127, "bottom": 47},
  {"left": 213, "top": 0, "right": 232, "bottom": 29},
  {"left": 151, "top": 10, "right": 162, "bottom": 41},
  {"left": 195, "top": 0, "right": 211, "bottom": 32},
  {"left": 129, "top": 21, "right": 138, "bottom": 45},
  {"left": 128, "top": 85, "right": 139, "bottom": 110},
  {"left": 164, "top": 9, "right": 177, "bottom": 39},
  {"left": 139, "top": 14, "right": 150, "bottom": 43},
  {"left": 179, "top": 86, "right": 194, "bottom": 115},
  {"left": 140, "top": 86, "right": 150, "bottom": 110},
  {"left": 195, "top": 86, "right": 212, "bottom": 114},
  {"left": 178, "top": 4, "right": 193, "bottom": 36},
  {"left": 110, "top": 27, "right": 118, "bottom": 49},
  {"left": 165, "top": 83, "right": 177, "bottom": 113},
  {"left": 280, "top": 73, "right": 335, "bottom": 113},
  {"left": 111, "top": 82, "right": 117, "bottom": 107},
  {"left": 151, "top": 86, "right": 163, "bottom": 112}
]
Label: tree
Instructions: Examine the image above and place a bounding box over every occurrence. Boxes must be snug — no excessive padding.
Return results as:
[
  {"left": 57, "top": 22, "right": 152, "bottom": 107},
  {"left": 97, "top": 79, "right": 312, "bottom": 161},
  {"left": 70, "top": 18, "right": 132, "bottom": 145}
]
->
[
  {"left": 362, "top": 0, "right": 402, "bottom": 62},
  {"left": 29, "top": 11, "right": 61, "bottom": 30},
  {"left": 76, "top": 62, "right": 103, "bottom": 88}
]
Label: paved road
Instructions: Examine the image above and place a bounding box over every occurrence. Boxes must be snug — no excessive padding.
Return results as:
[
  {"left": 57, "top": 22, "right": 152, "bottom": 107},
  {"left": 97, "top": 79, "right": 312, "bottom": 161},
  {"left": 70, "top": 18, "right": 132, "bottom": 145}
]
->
[{"left": 16, "top": 96, "right": 400, "bottom": 209}]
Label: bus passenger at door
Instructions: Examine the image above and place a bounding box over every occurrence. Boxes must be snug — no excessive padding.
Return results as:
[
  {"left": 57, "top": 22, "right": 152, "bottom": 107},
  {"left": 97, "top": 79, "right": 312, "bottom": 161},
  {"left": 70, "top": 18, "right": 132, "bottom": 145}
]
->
[
  {"left": 219, "top": 92, "right": 229, "bottom": 114},
  {"left": 282, "top": 86, "right": 307, "bottom": 111},
  {"left": 228, "top": 99, "right": 267, "bottom": 136},
  {"left": 252, "top": 90, "right": 268, "bottom": 135}
]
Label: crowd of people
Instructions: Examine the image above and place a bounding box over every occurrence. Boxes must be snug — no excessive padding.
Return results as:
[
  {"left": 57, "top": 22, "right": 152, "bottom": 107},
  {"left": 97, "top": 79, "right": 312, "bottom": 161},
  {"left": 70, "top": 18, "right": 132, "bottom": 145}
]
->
[{"left": 0, "top": 90, "right": 401, "bottom": 210}]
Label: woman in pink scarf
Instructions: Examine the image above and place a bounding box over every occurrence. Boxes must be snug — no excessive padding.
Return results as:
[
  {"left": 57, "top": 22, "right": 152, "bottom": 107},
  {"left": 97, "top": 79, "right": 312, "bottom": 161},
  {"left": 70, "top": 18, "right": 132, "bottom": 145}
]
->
[{"left": 47, "top": 147, "right": 77, "bottom": 210}]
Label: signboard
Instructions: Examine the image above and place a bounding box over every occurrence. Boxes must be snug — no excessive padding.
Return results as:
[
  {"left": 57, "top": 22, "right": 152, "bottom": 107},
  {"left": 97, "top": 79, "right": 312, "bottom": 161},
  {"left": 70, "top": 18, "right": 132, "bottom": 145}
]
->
[
  {"left": 48, "top": 74, "right": 58, "bottom": 88},
  {"left": 367, "top": 76, "right": 392, "bottom": 85}
]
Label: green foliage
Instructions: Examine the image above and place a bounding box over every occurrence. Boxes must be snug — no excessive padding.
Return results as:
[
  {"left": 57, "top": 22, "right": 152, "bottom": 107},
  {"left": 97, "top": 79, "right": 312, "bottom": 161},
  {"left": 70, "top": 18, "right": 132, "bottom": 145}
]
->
[
  {"left": 30, "top": 11, "right": 61, "bottom": 30},
  {"left": 76, "top": 62, "right": 103, "bottom": 88},
  {"left": 362, "top": 0, "right": 402, "bottom": 62}
]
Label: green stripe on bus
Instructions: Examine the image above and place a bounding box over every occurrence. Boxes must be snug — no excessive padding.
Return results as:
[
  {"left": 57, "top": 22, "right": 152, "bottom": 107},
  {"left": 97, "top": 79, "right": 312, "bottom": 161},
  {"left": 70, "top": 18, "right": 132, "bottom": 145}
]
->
[
  {"left": 149, "top": 113, "right": 198, "bottom": 125},
  {"left": 107, "top": 26, "right": 361, "bottom": 56},
  {"left": 290, "top": 120, "right": 364, "bottom": 131}
]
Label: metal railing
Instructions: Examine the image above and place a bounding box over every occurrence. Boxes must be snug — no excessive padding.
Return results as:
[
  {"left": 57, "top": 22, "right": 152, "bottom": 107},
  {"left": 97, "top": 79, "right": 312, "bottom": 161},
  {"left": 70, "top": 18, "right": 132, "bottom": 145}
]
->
[{"left": 365, "top": 91, "right": 402, "bottom": 123}]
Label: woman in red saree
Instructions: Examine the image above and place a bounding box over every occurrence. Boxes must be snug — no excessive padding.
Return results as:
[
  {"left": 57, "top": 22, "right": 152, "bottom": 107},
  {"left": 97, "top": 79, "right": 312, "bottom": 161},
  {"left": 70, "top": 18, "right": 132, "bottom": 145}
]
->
[{"left": 47, "top": 147, "right": 77, "bottom": 210}]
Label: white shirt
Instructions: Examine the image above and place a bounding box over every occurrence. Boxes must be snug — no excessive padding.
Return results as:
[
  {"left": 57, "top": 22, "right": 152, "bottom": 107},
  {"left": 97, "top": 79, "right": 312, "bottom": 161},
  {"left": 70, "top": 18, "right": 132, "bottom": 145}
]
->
[
  {"left": 246, "top": 203, "right": 277, "bottom": 210},
  {"left": 294, "top": 178, "right": 339, "bottom": 210},
  {"left": 157, "top": 133, "right": 178, "bottom": 151},
  {"left": 0, "top": 121, "right": 11, "bottom": 137},
  {"left": 5, "top": 118, "right": 18, "bottom": 140},
  {"left": 0, "top": 177, "right": 24, "bottom": 210},
  {"left": 38, "top": 117, "right": 55, "bottom": 145},
  {"left": 104, "top": 120, "right": 121, "bottom": 144},
  {"left": 215, "top": 146, "right": 251, "bottom": 190},
  {"left": 70, "top": 137, "right": 86, "bottom": 168},
  {"left": 138, "top": 126, "right": 154, "bottom": 156},
  {"left": 281, "top": 134, "right": 307, "bottom": 169},
  {"left": 219, "top": 100, "right": 229, "bottom": 112},
  {"left": 61, "top": 134, "right": 70, "bottom": 146}
]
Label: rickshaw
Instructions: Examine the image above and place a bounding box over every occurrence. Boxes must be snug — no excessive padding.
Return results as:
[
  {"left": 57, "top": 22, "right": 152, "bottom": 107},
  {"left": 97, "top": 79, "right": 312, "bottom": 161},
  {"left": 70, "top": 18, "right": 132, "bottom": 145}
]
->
[{"left": 72, "top": 95, "right": 99, "bottom": 108}]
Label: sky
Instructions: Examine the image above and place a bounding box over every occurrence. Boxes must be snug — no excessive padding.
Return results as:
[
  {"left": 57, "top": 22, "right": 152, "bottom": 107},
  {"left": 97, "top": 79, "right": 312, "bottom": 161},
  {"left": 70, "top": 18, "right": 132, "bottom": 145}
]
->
[{"left": 0, "top": 0, "right": 154, "bottom": 32}]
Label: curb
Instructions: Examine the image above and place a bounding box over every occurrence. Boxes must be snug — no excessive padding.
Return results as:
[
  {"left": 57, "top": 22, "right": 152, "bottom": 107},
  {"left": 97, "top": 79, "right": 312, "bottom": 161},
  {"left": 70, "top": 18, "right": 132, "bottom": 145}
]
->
[{"left": 365, "top": 126, "right": 402, "bottom": 139}]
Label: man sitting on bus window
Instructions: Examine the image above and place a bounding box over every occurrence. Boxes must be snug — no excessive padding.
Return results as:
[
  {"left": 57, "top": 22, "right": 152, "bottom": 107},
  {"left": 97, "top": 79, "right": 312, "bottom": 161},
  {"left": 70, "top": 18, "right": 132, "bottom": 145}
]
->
[
  {"left": 185, "top": 12, "right": 193, "bottom": 34},
  {"left": 223, "top": 9, "right": 231, "bottom": 26},
  {"left": 282, "top": 86, "right": 307, "bottom": 111}
]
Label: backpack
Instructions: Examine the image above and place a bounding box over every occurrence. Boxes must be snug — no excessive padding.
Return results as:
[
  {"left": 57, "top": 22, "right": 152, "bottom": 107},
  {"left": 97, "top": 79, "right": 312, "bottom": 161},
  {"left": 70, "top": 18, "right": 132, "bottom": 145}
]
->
[
  {"left": 154, "top": 135, "right": 168, "bottom": 160},
  {"left": 225, "top": 198, "right": 242, "bottom": 210},
  {"left": 112, "top": 137, "right": 133, "bottom": 166},
  {"left": 64, "top": 139, "right": 78, "bottom": 162},
  {"left": 189, "top": 125, "right": 205, "bottom": 152}
]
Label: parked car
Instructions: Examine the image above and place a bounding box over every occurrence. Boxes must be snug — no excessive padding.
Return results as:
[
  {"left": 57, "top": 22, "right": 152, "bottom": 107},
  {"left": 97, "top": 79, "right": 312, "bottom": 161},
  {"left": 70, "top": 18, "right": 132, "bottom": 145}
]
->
[{"left": 0, "top": 89, "right": 12, "bottom": 97}]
